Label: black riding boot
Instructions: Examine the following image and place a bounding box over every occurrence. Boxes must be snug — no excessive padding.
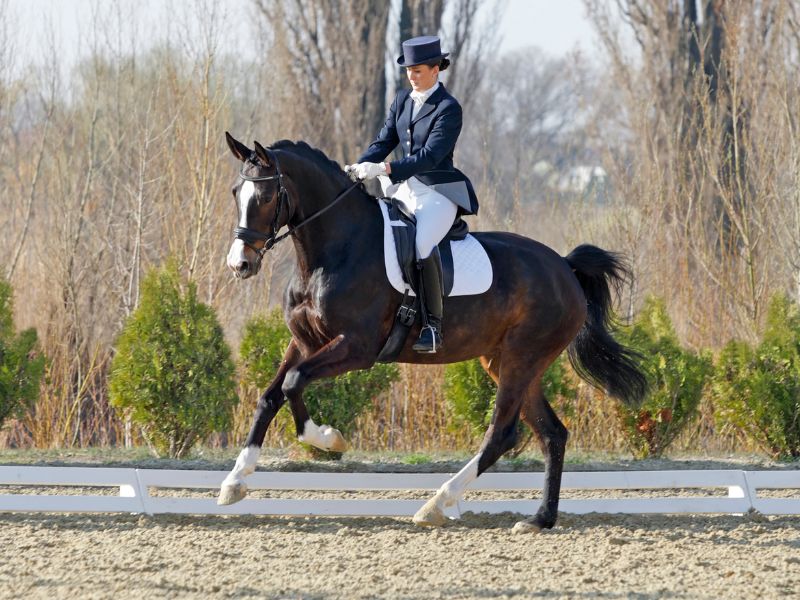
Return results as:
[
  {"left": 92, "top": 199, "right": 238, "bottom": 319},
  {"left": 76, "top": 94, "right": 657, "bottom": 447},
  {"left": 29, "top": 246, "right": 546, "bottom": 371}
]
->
[{"left": 412, "top": 253, "right": 444, "bottom": 353}]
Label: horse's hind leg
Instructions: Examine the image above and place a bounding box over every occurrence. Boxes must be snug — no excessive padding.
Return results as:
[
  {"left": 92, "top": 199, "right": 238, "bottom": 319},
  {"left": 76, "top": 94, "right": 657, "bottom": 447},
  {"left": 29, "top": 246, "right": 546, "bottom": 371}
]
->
[
  {"left": 218, "top": 340, "right": 302, "bottom": 506},
  {"left": 514, "top": 382, "right": 568, "bottom": 533},
  {"left": 413, "top": 355, "right": 529, "bottom": 527}
]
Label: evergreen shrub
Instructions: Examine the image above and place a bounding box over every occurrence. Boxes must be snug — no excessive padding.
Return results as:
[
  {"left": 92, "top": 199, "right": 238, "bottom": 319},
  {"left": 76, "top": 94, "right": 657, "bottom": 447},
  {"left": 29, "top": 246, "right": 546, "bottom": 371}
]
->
[
  {"left": 443, "top": 353, "right": 577, "bottom": 443},
  {"left": 109, "top": 261, "right": 238, "bottom": 458},
  {"left": 0, "top": 278, "right": 45, "bottom": 430},
  {"left": 712, "top": 294, "right": 800, "bottom": 458},
  {"left": 616, "top": 297, "right": 712, "bottom": 458}
]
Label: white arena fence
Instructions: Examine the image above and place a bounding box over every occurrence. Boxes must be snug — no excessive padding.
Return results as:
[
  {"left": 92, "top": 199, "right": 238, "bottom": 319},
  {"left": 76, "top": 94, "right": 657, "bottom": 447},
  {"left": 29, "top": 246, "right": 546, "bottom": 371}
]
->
[{"left": 0, "top": 467, "right": 798, "bottom": 517}]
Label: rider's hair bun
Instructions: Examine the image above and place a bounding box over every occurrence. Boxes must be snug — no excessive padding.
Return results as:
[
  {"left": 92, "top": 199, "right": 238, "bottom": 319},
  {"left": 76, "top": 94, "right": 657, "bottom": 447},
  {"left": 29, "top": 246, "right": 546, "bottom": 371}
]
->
[{"left": 425, "top": 57, "right": 450, "bottom": 71}]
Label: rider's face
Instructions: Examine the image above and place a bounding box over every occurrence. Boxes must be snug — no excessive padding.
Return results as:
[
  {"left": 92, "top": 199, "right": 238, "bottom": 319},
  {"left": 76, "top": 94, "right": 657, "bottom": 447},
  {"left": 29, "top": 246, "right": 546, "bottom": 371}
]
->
[{"left": 406, "top": 65, "right": 439, "bottom": 92}]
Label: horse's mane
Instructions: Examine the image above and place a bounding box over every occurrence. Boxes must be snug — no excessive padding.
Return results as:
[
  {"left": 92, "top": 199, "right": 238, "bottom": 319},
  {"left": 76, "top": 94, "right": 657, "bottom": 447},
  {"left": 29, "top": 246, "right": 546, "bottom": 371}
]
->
[{"left": 268, "top": 140, "right": 351, "bottom": 185}]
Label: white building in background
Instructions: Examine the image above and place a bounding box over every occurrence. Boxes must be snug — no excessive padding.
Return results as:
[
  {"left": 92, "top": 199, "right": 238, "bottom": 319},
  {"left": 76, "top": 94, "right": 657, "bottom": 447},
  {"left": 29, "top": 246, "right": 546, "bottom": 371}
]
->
[{"left": 532, "top": 161, "right": 609, "bottom": 199}]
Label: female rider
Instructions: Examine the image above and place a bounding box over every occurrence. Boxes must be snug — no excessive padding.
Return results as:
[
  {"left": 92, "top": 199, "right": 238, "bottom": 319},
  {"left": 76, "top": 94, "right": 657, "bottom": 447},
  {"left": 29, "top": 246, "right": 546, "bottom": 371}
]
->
[{"left": 346, "top": 35, "right": 478, "bottom": 354}]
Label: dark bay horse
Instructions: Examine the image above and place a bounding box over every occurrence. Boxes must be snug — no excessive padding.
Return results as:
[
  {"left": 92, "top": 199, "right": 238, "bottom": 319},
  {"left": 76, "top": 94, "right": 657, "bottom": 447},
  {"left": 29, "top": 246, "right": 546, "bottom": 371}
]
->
[{"left": 218, "top": 133, "right": 647, "bottom": 532}]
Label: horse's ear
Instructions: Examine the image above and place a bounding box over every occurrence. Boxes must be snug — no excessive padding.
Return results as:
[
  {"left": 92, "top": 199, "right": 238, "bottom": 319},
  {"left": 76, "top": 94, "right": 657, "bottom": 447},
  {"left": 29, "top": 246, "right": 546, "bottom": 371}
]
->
[
  {"left": 225, "top": 131, "right": 251, "bottom": 162},
  {"left": 253, "top": 140, "right": 272, "bottom": 167}
]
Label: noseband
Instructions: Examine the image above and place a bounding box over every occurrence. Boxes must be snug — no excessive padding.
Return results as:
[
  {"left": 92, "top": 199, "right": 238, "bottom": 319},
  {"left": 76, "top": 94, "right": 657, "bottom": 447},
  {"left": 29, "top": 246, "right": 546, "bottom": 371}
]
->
[{"left": 233, "top": 150, "right": 361, "bottom": 266}]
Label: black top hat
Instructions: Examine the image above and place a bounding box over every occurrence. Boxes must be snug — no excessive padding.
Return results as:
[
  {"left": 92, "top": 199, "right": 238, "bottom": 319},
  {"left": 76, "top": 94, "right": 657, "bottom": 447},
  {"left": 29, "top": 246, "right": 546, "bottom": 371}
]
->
[{"left": 396, "top": 35, "right": 450, "bottom": 67}]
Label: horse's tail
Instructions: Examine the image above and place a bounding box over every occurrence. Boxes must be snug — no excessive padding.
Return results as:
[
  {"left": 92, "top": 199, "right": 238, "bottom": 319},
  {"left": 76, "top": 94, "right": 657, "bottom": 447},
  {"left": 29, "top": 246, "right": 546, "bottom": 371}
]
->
[{"left": 565, "top": 244, "right": 648, "bottom": 407}]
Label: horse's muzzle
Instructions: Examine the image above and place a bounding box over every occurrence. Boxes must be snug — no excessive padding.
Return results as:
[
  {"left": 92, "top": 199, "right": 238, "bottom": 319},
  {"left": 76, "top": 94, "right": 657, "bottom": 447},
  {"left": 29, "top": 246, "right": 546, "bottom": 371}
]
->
[
  {"left": 232, "top": 260, "right": 254, "bottom": 279},
  {"left": 227, "top": 239, "right": 262, "bottom": 279}
]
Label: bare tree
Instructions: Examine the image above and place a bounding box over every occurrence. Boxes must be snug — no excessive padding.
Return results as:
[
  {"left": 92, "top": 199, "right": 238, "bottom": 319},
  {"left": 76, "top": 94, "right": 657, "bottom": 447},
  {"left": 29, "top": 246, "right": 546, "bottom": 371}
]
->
[
  {"left": 457, "top": 47, "right": 590, "bottom": 227},
  {"left": 252, "top": 0, "right": 391, "bottom": 163},
  {"left": 584, "top": 0, "right": 792, "bottom": 344},
  {"left": 439, "top": 0, "right": 504, "bottom": 109}
]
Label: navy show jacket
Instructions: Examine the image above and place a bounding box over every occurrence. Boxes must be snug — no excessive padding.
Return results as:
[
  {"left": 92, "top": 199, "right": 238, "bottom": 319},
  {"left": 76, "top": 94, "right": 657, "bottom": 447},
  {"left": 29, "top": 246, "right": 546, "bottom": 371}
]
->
[{"left": 357, "top": 84, "right": 479, "bottom": 216}]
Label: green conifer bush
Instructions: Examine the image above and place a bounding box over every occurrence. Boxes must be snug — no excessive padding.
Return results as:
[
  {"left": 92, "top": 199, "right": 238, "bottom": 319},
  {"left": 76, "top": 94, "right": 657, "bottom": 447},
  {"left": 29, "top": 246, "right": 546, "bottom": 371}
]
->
[
  {"left": 443, "top": 354, "right": 577, "bottom": 443},
  {"left": 712, "top": 294, "right": 800, "bottom": 458},
  {"left": 443, "top": 358, "right": 497, "bottom": 433},
  {"left": 616, "top": 297, "right": 712, "bottom": 458},
  {"left": 109, "top": 262, "right": 238, "bottom": 458},
  {"left": 0, "top": 279, "right": 45, "bottom": 430},
  {"left": 240, "top": 309, "right": 293, "bottom": 390}
]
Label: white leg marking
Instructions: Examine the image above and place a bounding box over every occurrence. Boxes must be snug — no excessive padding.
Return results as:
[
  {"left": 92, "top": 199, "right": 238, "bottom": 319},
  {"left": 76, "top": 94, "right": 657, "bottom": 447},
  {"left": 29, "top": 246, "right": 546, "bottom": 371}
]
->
[
  {"left": 413, "top": 453, "right": 482, "bottom": 526},
  {"left": 222, "top": 445, "right": 260, "bottom": 486},
  {"left": 299, "top": 419, "right": 339, "bottom": 451},
  {"left": 438, "top": 453, "right": 482, "bottom": 507}
]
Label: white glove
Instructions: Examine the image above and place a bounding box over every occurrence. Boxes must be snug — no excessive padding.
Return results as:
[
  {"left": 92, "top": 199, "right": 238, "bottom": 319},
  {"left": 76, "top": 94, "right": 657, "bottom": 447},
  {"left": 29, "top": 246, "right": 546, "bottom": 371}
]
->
[{"left": 345, "top": 161, "right": 387, "bottom": 181}]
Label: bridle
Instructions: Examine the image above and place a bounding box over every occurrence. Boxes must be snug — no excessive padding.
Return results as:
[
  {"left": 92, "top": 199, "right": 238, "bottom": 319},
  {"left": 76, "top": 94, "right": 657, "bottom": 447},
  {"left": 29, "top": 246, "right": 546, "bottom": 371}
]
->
[
  {"left": 233, "top": 150, "right": 361, "bottom": 265},
  {"left": 233, "top": 152, "right": 291, "bottom": 258}
]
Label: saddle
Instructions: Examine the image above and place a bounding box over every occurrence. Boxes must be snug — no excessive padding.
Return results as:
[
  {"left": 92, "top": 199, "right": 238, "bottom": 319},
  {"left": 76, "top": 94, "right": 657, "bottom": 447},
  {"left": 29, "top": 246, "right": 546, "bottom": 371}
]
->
[
  {"left": 385, "top": 197, "right": 470, "bottom": 297},
  {"left": 376, "top": 197, "right": 475, "bottom": 363}
]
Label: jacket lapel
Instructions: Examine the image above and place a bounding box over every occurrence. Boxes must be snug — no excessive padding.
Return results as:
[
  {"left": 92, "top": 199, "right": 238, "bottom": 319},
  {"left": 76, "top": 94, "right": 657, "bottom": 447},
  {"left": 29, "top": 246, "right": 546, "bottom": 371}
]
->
[
  {"left": 411, "top": 84, "right": 445, "bottom": 125},
  {"left": 398, "top": 91, "right": 413, "bottom": 133}
]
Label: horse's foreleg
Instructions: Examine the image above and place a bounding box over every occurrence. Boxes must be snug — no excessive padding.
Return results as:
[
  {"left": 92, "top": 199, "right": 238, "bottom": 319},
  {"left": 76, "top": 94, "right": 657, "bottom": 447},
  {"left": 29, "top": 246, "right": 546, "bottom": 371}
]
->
[
  {"left": 218, "top": 340, "right": 301, "bottom": 506},
  {"left": 413, "top": 360, "right": 527, "bottom": 527},
  {"left": 282, "top": 335, "right": 369, "bottom": 453},
  {"left": 515, "top": 384, "right": 568, "bottom": 533}
]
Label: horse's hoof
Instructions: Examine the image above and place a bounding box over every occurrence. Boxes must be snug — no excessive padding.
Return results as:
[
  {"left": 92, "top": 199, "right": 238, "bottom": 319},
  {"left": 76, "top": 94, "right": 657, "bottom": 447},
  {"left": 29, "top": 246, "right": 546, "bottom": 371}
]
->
[
  {"left": 412, "top": 497, "right": 447, "bottom": 527},
  {"left": 512, "top": 519, "right": 544, "bottom": 534},
  {"left": 217, "top": 481, "right": 248, "bottom": 506},
  {"left": 323, "top": 427, "right": 347, "bottom": 453}
]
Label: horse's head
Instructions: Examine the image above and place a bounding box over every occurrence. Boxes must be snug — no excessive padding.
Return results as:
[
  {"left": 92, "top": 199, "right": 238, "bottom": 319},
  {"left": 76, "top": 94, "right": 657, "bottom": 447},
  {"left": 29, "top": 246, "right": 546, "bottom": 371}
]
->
[{"left": 225, "top": 132, "right": 290, "bottom": 279}]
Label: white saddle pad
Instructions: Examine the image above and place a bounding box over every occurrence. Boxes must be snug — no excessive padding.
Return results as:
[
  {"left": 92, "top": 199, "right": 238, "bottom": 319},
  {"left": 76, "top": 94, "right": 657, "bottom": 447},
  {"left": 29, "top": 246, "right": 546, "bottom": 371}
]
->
[{"left": 378, "top": 199, "right": 493, "bottom": 297}]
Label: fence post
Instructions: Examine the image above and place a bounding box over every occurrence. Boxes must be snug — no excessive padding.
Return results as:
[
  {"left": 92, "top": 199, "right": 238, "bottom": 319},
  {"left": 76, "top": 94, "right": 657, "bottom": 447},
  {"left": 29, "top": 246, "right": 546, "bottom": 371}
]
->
[{"left": 133, "top": 469, "right": 151, "bottom": 515}]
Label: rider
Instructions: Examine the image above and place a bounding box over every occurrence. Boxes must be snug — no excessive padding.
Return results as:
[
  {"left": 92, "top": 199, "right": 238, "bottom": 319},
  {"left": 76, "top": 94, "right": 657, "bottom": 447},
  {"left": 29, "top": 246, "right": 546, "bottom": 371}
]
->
[{"left": 346, "top": 35, "right": 478, "bottom": 354}]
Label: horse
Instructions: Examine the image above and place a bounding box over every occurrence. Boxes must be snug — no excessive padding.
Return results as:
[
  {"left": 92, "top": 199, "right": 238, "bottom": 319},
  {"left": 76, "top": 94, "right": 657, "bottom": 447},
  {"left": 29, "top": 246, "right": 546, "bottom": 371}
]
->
[{"left": 218, "top": 133, "right": 647, "bottom": 532}]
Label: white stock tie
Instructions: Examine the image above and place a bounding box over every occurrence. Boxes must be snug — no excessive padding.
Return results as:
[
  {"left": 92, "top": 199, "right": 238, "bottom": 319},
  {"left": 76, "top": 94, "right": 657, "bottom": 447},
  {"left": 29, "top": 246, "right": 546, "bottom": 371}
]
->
[{"left": 410, "top": 92, "right": 426, "bottom": 119}]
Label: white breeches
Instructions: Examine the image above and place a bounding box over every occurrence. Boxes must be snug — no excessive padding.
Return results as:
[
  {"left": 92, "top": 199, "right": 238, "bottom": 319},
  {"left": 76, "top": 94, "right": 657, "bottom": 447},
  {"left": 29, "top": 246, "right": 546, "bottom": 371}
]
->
[{"left": 379, "top": 176, "right": 457, "bottom": 259}]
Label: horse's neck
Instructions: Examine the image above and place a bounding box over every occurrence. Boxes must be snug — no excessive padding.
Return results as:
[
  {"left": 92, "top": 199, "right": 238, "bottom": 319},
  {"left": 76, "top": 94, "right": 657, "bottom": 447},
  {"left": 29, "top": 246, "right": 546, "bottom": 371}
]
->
[{"left": 286, "top": 159, "right": 380, "bottom": 276}]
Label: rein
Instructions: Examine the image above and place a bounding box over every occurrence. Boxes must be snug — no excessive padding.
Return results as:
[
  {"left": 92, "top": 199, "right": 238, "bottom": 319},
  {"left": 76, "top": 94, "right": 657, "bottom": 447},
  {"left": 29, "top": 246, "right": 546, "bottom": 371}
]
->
[{"left": 233, "top": 151, "right": 361, "bottom": 262}]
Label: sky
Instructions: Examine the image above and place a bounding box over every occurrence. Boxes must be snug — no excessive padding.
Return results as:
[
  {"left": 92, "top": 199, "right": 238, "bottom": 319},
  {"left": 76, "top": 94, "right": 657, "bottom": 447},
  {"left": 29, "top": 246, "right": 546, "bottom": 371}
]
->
[
  {"left": 8, "top": 0, "right": 600, "bottom": 72},
  {"left": 498, "top": 0, "right": 598, "bottom": 57}
]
